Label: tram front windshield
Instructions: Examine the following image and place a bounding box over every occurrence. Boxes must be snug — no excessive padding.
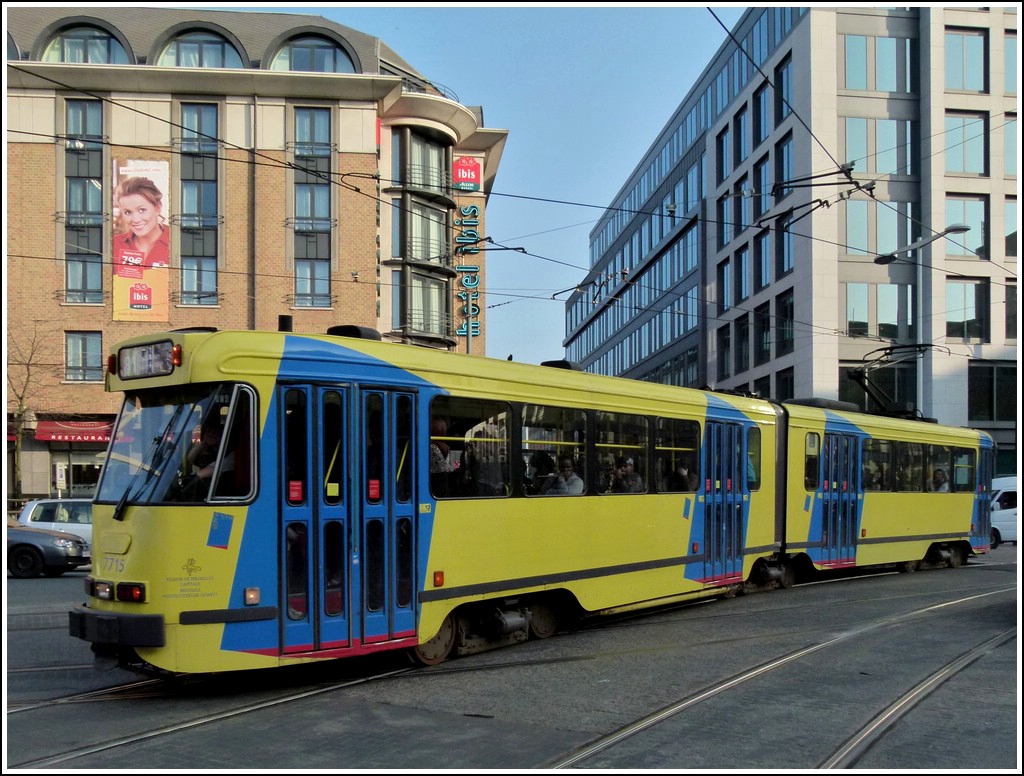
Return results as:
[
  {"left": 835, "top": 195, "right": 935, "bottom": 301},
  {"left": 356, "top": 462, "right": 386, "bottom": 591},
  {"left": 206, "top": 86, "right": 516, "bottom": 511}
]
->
[{"left": 97, "top": 383, "right": 247, "bottom": 505}]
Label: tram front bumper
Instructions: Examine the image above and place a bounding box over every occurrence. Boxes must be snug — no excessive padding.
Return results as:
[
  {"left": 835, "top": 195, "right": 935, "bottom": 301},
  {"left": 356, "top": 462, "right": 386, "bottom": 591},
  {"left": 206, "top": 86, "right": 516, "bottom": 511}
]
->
[{"left": 69, "top": 604, "right": 165, "bottom": 647}]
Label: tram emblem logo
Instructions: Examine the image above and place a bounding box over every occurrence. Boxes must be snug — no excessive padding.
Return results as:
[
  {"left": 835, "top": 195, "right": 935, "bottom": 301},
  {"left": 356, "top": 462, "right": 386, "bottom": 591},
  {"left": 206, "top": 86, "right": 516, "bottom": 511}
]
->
[{"left": 182, "top": 558, "right": 202, "bottom": 576}]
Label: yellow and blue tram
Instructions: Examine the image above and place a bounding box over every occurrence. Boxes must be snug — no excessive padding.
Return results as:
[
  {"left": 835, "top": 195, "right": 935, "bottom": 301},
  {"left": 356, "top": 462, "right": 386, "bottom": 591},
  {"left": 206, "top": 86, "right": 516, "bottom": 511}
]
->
[{"left": 70, "top": 326, "right": 994, "bottom": 674}]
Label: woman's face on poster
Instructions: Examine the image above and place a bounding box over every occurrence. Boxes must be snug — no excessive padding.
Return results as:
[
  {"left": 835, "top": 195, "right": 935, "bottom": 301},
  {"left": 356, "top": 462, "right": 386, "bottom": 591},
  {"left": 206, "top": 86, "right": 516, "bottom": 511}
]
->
[{"left": 119, "top": 192, "right": 161, "bottom": 237}]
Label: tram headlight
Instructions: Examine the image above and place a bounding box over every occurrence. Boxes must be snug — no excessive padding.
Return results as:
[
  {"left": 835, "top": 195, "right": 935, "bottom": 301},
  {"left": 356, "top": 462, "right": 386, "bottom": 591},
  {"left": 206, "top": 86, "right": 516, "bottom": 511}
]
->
[{"left": 94, "top": 581, "right": 113, "bottom": 600}]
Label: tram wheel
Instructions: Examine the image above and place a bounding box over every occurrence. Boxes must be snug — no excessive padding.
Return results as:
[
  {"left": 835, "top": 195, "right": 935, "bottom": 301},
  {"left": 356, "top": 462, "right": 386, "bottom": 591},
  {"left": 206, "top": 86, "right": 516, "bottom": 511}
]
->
[
  {"left": 898, "top": 560, "right": 920, "bottom": 573},
  {"left": 947, "top": 545, "right": 966, "bottom": 568},
  {"left": 411, "top": 613, "right": 456, "bottom": 666},
  {"left": 528, "top": 601, "right": 558, "bottom": 639}
]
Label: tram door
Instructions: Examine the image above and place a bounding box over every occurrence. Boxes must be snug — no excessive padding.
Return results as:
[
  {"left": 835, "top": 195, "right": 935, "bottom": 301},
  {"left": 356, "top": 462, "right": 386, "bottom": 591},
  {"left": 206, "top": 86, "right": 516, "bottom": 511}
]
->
[
  {"left": 279, "top": 385, "right": 417, "bottom": 655},
  {"left": 819, "top": 433, "right": 859, "bottom": 566},
  {"left": 704, "top": 421, "right": 745, "bottom": 583}
]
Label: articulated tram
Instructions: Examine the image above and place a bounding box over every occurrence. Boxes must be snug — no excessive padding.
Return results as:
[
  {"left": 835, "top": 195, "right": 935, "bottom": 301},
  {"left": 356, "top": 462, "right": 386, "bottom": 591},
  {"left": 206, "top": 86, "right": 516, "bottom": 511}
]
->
[{"left": 70, "top": 326, "right": 994, "bottom": 674}]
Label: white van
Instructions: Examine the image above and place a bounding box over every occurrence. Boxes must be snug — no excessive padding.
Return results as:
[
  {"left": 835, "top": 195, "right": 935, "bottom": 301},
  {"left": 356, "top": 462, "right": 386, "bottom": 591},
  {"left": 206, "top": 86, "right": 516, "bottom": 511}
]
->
[
  {"left": 16, "top": 498, "right": 93, "bottom": 552},
  {"left": 990, "top": 476, "right": 1016, "bottom": 549}
]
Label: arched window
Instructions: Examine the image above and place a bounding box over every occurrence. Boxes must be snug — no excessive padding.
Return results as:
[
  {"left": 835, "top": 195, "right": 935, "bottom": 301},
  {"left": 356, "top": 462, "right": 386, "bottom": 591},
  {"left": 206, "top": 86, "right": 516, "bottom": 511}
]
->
[
  {"left": 42, "top": 26, "right": 128, "bottom": 64},
  {"left": 270, "top": 36, "right": 355, "bottom": 73},
  {"left": 157, "top": 31, "right": 244, "bottom": 69}
]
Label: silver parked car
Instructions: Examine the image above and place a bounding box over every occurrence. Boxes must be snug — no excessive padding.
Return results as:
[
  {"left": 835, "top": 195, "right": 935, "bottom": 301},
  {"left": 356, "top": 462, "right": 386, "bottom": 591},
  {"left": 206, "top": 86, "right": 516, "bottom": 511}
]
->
[
  {"left": 7, "top": 515, "right": 90, "bottom": 578},
  {"left": 16, "top": 498, "right": 92, "bottom": 553}
]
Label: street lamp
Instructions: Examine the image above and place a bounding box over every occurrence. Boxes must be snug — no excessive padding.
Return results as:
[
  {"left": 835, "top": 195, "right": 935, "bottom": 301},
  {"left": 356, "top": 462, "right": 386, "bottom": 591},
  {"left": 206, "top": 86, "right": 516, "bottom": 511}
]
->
[{"left": 873, "top": 224, "right": 970, "bottom": 265}]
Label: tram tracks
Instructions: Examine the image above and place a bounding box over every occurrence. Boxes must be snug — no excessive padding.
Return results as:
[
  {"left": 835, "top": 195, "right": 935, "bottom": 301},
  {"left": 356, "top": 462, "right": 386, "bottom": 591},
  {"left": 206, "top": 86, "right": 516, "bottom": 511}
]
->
[
  {"left": 544, "top": 586, "right": 1016, "bottom": 769},
  {"left": 7, "top": 576, "right": 1017, "bottom": 770}
]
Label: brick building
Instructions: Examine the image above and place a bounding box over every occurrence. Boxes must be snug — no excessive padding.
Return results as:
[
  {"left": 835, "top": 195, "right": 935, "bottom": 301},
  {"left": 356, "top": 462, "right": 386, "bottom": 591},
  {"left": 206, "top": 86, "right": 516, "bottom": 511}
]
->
[{"left": 5, "top": 7, "right": 507, "bottom": 502}]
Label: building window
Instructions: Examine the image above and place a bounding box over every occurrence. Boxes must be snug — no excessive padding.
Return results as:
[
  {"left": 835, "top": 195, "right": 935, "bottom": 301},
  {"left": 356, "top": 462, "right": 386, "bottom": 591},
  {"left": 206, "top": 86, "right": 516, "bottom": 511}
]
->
[
  {"left": 946, "top": 196, "right": 988, "bottom": 258},
  {"left": 408, "top": 133, "right": 447, "bottom": 192},
  {"left": 734, "top": 107, "right": 749, "bottom": 164},
  {"left": 1006, "top": 33, "right": 1017, "bottom": 95},
  {"left": 717, "top": 259, "right": 731, "bottom": 314},
  {"left": 754, "top": 84, "right": 770, "bottom": 147},
  {"left": 735, "top": 176, "right": 750, "bottom": 235},
  {"left": 410, "top": 201, "right": 447, "bottom": 262},
  {"left": 734, "top": 314, "right": 750, "bottom": 374},
  {"left": 1006, "top": 281, "right": 1017, "bottom": 340},
  {"left": 271, "top": 35, "right": 355, "bottom": 73},
  {"left": 717, "top": 325, "right": 731, "bottom": 381},
  {"left": 1006, "top": 116, "right": 1017, "bottom": 177},
  {"left": 878, "top": 283, "right": 915, "bottom": 342},
  {"left": 684, "top": 286, "right": 698, "bottom": 332},
  {"left": 181, "top": 102, "right": 219, "bottom": 154},
  {"left": 754, "top": 156, "right": 771, "bottom": 220},
  {"left": 181, "top": 256, "right": 218, "bottom": 305},
  {"left": 64, "top": 100, "right": 104, "bottom": 304},
  {"left": 946, "top": 278, "right": 990, "bottom": 341},
  {"left": 839, "top": 362, "right": 918, "bottom": 414},
  {"left": 846, "top": 199, "right": 869, "bottom": 255},
  {"left": 877, "top": 119, "right": 915, "bottom": 175},
  {"left": 754, "top": 301, "right": 771, "bottom": 366},
  {"left": 847, "top": 283, "right": 869, "bottom": 337},
  {"left": 410, "top": 273, "right": 447, "bottom": 335},
  {"left": 66, "top": 253, "right": 103, "bottom": 304},
  {"left": 776, "top": 366, "right": 794, "bottom": 402},
  {"left": 774, "top": 133, "right": 793, "bottom": 202},
  {"left": 1006, "top": 198, "right": 1017, "bottom": 258},
  {"left": 43, "top": 26, "right": 128, "bottom": 64},
  {"left": 968, "top": 362, "right": 1017, "bottom": 422},
  {"left": 65, "top": 332, "right": 103, "bottom": 382},
  {"left": 755, "top": 230, "right": 771, "bottom": 291},
  {"left": 945, "top": 28, "right": 987, "bottom": 93},
  {"left": 295, "top": 259, "right": 331, "bottom": 308},
  {"left": 717, "top": 126, "right": 732, "bottom": 184},
  {"left": 717, "top": 195, "right": 733, "bottom": 248},
  {"left": 180, "top": 104, "right": 219, "bottom": 305},
  {"left": 845, "top": 35, "right": 867, "bottom": 90},
  {"left": 776, "top": 289, "right": 794, "bottom": 355},
  {"left": 293, "top": 108, "right": 332, "bottom": 308},
  {"left": 945, "top": 113, "right": 988, "bottom": 175},
  {"left": 736, "top": 246, "right": 750, "bottom": 303},
  {"left": 774, "top": 54, "right": 792, "bottom": 125},
  {"left": 776, "top": 215, "right": 794, "bottom": 276},
  {"left": 157, "top": 31, "right": 244, "bottom": 68}
]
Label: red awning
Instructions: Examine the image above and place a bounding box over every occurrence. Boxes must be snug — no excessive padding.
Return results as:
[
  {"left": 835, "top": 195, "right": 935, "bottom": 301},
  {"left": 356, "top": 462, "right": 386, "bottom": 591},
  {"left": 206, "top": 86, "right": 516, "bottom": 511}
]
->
[{"left": 34, "top": 420, "right": 113, "bottom": 443}]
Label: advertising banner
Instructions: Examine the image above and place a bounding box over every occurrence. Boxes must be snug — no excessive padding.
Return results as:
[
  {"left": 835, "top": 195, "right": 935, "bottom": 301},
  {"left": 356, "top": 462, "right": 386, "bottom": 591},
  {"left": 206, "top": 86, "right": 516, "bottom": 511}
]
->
[{"left": 112, "top": 160, "right": 170, "bottom": 321}]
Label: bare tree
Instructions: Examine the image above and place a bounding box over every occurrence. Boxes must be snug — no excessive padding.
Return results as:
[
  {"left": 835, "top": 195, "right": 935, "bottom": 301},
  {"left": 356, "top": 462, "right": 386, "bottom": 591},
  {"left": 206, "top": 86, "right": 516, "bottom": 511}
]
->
[{"left": 6, "top": 321, "right": 63, "bottom": 505}]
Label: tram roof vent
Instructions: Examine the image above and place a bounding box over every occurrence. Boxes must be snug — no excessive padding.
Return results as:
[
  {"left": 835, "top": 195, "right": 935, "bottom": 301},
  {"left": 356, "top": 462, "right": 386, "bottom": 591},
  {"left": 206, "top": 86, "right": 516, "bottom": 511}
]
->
[
  {"left": 540, "top": 359, "right": 581, "bottom": 370},
  {"left": 171, "top": 326, "right": 218, "bottom": 333},
  {"left": 327, "top": 325, "right": 382, "bottom": 341}
]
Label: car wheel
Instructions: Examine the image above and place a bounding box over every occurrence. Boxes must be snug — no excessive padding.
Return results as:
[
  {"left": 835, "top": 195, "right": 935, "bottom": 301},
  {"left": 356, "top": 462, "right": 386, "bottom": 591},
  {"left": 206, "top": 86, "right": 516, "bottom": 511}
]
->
[
  {"left": 9, "top": 546, "right": 44, "bottom": 578},
  {"left": 990, "top": 528, "right": 1001, "bottom": 549}
]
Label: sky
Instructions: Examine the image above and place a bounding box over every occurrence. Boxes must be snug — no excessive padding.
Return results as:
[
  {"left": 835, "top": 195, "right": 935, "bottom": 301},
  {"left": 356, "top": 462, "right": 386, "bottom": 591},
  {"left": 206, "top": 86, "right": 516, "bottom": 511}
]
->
[{"left": 214, "top": 3, "right": 743, "bottom": 364}]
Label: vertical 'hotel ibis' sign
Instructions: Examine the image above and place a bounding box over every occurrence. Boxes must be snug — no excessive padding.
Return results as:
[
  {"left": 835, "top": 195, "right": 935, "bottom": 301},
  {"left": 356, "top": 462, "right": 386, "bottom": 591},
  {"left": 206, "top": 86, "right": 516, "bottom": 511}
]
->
[{"left": 453, "top": 156, "right": 481, "bottom": 192}]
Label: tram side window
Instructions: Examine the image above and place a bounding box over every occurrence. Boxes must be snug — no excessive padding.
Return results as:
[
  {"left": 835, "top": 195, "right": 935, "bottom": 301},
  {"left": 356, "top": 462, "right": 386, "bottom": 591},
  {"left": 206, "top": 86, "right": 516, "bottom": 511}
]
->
[
  {"left": 322, "top": 391, "right": 344, "bottom": 505},
  {"left": 927, "top": 445, "right": 952, "bottom": 492},
  {"left": 523, "top": 404, "right": 587, "bottom": 496},
  {"left": 896, "top": 442, "right": 926, "bottom": 492},
  {"left": 950, "top": 448, "right": 976, "bottom": 493},
  {"left": 862, "top": 438, "right": 893, "bottom": 491},
  {"left": 746, "top": 427, "right": 761, "bottom": 490},
  {"left": 284, "top": 389, "right": 308, "bottom": 505},
  {"left": 596, "top": 412, "right": 649, "bottom": 494},
  {"left": 216, "top": 389, "right": 254, "bottom": 499},
  {"left": 804, "top": 433, "right": 820, "bottom": 490},
  {"left": 429, "top": 396, "right": 511, "bottom": 499},
  {"left": 656, "top": 417, "right": 701, "bottom": 492}
]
